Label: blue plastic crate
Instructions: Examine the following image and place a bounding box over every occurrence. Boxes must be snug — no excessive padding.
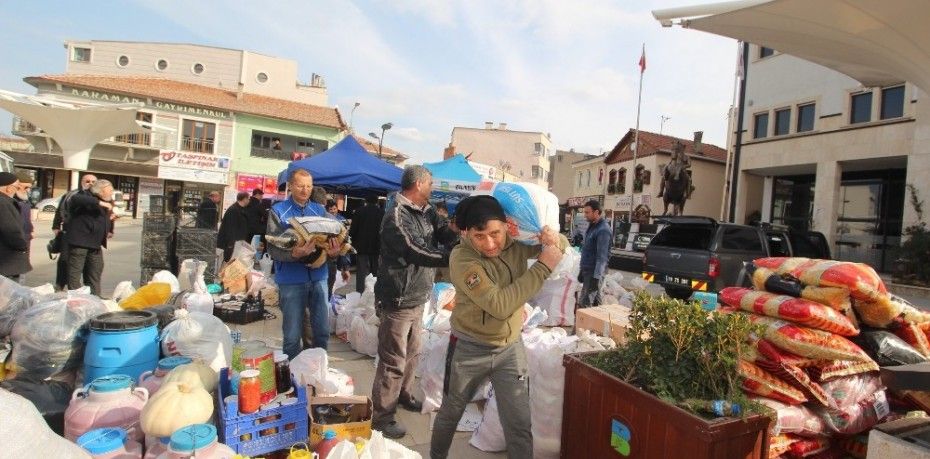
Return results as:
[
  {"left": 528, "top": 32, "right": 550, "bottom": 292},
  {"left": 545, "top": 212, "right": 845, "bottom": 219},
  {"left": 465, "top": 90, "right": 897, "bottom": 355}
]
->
[{"left": 217, "top": 368, "right": 309, "bottom": 456}]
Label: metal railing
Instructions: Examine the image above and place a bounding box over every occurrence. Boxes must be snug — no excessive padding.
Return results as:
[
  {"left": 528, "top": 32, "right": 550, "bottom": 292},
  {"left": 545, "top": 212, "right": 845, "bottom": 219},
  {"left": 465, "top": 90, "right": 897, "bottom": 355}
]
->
[
  {"left": 113, "top": 132, "right": 151, "bottom": 146},
  {"left": 181, "top": 137, "right": 214, "bottom": 153},
  {"left": 250, "top": 146, "right": 293, "bottom": 161},
  {"left": 12, "top": 117, "right": 40, "bottom": 134}
]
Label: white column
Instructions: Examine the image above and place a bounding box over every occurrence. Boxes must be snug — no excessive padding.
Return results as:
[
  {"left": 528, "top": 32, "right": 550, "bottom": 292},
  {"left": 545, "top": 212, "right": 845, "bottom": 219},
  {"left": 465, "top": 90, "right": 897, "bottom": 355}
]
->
[
  {"left": 906, "top": 98, "right": 930, "bottom": 227},
  {"left": 813, "top": 161, "right": 841, "bottom": 248},
  {"left": 70, "top": 170, "right": 80, "bottom": 190},
  {"left": 761, "top": 176, "right": 774, "bottom": 223}
]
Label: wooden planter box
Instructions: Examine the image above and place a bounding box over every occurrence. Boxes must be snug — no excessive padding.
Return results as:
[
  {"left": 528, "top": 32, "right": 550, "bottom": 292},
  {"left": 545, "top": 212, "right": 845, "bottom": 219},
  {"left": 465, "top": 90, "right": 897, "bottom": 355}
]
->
[{"left": 561, "top": 353, "right": 771, "bottom": 458}]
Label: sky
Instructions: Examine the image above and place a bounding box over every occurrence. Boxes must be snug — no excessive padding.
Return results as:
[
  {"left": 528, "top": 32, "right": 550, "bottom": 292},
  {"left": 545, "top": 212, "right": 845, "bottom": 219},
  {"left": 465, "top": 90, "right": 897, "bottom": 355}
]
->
[{"left": 0, "top": 0, "right": 738, "bottom": 165}]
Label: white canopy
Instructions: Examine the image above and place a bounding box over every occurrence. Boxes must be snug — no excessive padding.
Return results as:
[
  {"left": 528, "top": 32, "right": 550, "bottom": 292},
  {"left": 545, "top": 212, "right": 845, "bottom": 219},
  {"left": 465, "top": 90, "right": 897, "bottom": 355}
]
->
[
  {"left": 653, "top": 0, "right": 930, "bottom": 92},
  {"left": 0, "top": 89, "right": 150, "bottom": 170}
]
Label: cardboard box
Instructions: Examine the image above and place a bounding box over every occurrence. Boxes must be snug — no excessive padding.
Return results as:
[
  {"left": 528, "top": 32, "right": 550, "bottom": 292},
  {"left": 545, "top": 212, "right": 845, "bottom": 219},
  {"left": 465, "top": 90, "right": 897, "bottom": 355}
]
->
[
  {"left": 575, "top": 304, "right": 631, "bottom": 345},
  {"left": 881, "top": 363, "right": 930, "bottom": 391},
  {"left": 308, "top": 394, "right": 372, "bottom": 447}
]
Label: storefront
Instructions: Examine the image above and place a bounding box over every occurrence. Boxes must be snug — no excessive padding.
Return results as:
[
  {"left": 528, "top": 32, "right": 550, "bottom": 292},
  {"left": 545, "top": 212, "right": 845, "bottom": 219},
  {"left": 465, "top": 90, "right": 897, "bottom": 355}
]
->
[
  {"left": 157, "top": 150, "right": 231, "bottom": 225},
  {"left": 565, "top": 195, "right": 604, "bottom": 240}
]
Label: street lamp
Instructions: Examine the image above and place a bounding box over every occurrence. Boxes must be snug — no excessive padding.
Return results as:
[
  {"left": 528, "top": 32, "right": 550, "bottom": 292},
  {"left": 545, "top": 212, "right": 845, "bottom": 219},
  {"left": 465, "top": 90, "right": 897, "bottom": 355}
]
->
[
  {"left": 378, "top": 122, "right": 393, "bottom": 158},
  {"left": 349, "top": 102, "right": 360, "bottom": 132}
]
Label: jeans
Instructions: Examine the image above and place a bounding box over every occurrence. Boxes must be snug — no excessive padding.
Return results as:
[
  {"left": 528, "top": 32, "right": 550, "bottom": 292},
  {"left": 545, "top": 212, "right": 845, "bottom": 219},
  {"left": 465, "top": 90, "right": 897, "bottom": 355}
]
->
[
  {"left": 279, "top": 280, "right": 330, "bottom": 359},
  {"left": 68, "top": 246, "right": 103, "bottom": 296}
]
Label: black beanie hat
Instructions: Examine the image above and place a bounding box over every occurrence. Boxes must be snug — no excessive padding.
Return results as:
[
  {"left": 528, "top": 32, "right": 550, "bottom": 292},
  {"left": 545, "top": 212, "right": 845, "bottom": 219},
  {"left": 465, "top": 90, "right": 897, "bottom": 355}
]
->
[
  {"left": 0, "top": 172, "right": 16, "bottom": 187},
  {"left": 455, "top": 195, "right": 507, "bottom": 230}
]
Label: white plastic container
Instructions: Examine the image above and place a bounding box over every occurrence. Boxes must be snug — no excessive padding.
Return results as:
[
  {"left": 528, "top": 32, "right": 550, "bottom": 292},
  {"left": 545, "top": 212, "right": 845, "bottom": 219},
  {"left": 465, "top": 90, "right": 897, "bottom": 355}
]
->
[
  {"left": 77, "top": 427, "right": 143, "bottom": 458},
  {"left": 65, "top": 374, "right": 149, "bottom": 442},
  {"left": 156, "top": 424, "right": 236, "bottom": 459}
]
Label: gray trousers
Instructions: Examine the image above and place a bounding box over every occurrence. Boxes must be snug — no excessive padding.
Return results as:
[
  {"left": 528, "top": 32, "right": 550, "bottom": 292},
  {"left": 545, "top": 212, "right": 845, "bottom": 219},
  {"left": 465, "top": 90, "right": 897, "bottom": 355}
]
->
[
  {"left": 356, "top": 254, "right": 378, "bottom": 293},
  {"left": 430, "top": 336, "right": 532, "bottom": 459},
  {"left": 578, "top": 270, "right": 602, "bottom": 307},
  {"left": 67, "top": 246, "right": 103, "bottom": 296},
  {"left": 371, "top": 304, "right": 423, "bottom": 424}
]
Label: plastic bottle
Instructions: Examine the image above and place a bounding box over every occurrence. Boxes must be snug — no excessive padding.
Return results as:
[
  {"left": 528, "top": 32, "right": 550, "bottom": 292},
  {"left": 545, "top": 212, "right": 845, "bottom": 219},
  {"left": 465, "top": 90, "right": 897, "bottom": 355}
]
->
[
  {"left": 314, "top": 430, "right": 340, "bottom": 459},
  {"left": 681, "top": 398, "right": 741, "bottom": 417}
]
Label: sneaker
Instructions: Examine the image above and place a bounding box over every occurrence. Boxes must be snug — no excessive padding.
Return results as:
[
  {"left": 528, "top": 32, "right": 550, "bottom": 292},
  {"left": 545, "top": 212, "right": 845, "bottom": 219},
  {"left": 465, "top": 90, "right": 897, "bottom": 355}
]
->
[
  {"left": 399, "top": 395, "right": 423, "bottom": 412},
  {"left": 373, "top": 420, "right": 407, "bottom": 439}
]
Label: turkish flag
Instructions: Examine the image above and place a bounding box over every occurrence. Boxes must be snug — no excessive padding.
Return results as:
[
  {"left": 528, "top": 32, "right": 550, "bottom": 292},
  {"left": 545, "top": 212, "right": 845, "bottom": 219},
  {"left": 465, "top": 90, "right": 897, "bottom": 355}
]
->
[{"left": 638, "top": 46, "right": 646, "bottom": 73}]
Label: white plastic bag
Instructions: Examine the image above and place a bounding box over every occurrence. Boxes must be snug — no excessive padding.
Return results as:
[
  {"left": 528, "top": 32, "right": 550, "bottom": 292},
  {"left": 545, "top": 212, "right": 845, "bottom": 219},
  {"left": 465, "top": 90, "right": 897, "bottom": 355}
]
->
[
  {"left": 469, "top": 389, "right": 506, "bottom": 452},
  {"left": 473, "top": 181, "right": 560, "bottom": 245},
  {"left": 321, "top": 368, "right": 355, "bottom": 396},
  {"left": 160, "top": 309, "right": 232, "bottom": 372},
  {"left": 431, "top": 282, "right": 456, "bottom": 311},
  {"left": 246, "top": 270, "right": 266, "bottom": 296},
  {"left": 259, "top": 253, "right": 273, "bottom": 277},
  {"left": 111, "top": 281, "right": 136, "bottom": 303},
  {"left": 151, "top": 270, "right": 180, "bottom": 294},
  {"left": 176, "top": 292, "right": 214, "bottom": 315},
  {"left": 333, "top": 271, "right": 348, "bottom": 292},
  {"left": 0, "top": 389, "right": 92, "bottom": 458},
  {"left": 231, "top": 240, "right": 257, "bottom": 268},
  {"left": 349, "top": 314, "right": 380, "bottom": 358},
  {"left": 291, "top": 347, "right": 329, "bottom": 388},
  {"left": 177, "top": 259, "right": 208, "bottom": 294},
  {"left": 531, "top": 277, "right": 578, "bottom": 327},
  {"left": 0, "top": 275, "right": 38, "bottom": 339}
]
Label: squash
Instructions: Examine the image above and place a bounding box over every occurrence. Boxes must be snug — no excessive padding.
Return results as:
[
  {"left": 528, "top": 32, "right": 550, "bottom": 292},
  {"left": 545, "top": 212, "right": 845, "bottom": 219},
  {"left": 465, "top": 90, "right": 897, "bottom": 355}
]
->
[
  {"left": 140, "top": 381, "right": 213, "bottom": 438},
  {"left": 163, "top": 361, "right": 218, "bottom": 393}
]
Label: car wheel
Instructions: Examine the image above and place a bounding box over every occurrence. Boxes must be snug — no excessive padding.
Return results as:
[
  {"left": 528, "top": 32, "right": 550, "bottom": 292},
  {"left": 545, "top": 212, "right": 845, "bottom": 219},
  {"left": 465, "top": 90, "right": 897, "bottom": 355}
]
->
[{"left": 43, "top": 205, "right": 56, "bottom": 212}]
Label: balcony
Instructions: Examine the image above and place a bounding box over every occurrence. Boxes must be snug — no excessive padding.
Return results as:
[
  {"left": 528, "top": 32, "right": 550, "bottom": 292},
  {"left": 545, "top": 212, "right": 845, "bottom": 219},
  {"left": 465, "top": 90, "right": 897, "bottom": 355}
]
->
[
  {"left": 181, "top": 137, "right": 214, "bottom": 153},
  {"left": 250, "top": 146, "right": 306, "bottom": 161},
  {"left": 113, "top": 132, "right": 151, "bottom": 146},
  {"left": 11, "top": 117, "right": 42, "bottom": 135}
]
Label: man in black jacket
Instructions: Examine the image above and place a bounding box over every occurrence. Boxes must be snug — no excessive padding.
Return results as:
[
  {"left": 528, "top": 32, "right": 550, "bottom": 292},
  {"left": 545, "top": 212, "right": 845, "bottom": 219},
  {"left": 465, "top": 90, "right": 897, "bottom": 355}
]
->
[
  {"left": 196, "top": 191, "right": 220, "bottom": 229},
  {"left": 348, "top": 194, "right": 384, "bottom": 293},
  {"left": 0, "top": 172, "right": 30, "bottom": 281},
  {"left": 217, "top": 192, "right": 251, "bottom": 262},
  {"left": 66, "top": 179, "right": 115, "bottom": 296},
  {"left": 244, "top": 188, "right": 266, "bottom": 240},
  {"left": 52, "top": 174, "right": 96, "bottom": 289},
  {"left": 371, "top": 165, "right": 451, "bottom": 439}
]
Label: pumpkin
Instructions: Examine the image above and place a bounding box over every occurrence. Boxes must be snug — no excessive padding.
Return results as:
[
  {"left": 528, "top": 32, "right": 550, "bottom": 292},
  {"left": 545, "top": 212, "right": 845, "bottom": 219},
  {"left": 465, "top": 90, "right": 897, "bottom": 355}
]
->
[
  {"left": 163, "top": 361, "right": 218, "bottom": 393},
  {"left": 140, "top": 381, "right": 213, "bottom": 437}
]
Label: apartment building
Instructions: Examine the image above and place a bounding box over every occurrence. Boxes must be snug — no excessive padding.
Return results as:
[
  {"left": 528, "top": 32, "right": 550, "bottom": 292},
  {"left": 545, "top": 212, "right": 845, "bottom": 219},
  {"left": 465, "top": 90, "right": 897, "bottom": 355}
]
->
[{"left": 449, "top": 122, "right": 553, "bottom": 188}]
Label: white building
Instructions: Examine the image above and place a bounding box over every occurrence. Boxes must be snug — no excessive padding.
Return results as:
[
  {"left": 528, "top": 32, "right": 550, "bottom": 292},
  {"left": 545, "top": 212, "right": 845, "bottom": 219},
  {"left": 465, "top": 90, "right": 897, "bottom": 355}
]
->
[{"left": 450, "top": 122, "right": 553, "bottom": 188}]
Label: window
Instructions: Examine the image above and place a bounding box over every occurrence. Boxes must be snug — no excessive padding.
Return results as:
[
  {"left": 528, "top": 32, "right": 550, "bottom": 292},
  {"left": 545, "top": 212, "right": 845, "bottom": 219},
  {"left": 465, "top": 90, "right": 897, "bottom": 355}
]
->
[
  {"left": 797, "top": 103, "right": 815, "bottom": 132},
  {"left": 759, "top": 46, "right": 774, "bottom": 58},
  {"left": 850, "top": 91, "right": 872, "bottom": 124},
  {"left": 618, "top": 168, "right": 627, "bottom": 193},
  {"left": 534, "top": 142, "right": 543, "bottom": 156},
  {"left": 721, "top": 227, "right": 763, "bottom": 252},
  {"left": 651, "top": 225, "right": 715, "bottom": 251},
  {"left": 880, "top": 85, "right": 905, "bottom": 120},
  {"left": 532, "top": 165, "right": 544, "bottom": 178},
  {"left": 117, "top": 55, "right": 130, "bottom": 67},
  {"left": 156, "top": 59, "right": 169, "bottom": 71},
  {"left": 608, "top": 169, "right": 617, "bottom": 185},
  {"left": 634, "top": 165, "right": 646, "bottom": 192},
  {"left": 753, "top": 112, "right": 769, "bottom": 139},
  {"left": 257, "top": 72, "right": 269, "bottom": 83},
  {"left": 586, "top": 170, "right": 591, "bottom": 187},
  {"left": 774, "top": 108, "right": 791, "bottom": 136},
  {"left": 192, "top": 63, "right": 205, "bottom": 75},
  {"left": 72, "top": 47, "right": 91, "bottom": 62},
  {"left": 577, "top": 172, "right": 582, "bottom": 188},
  {"left": 115, "top": 112, "right": 152, "bottom": 145},
  {"left": 181, "top": 119, "right": 215, "bottom": 153}
]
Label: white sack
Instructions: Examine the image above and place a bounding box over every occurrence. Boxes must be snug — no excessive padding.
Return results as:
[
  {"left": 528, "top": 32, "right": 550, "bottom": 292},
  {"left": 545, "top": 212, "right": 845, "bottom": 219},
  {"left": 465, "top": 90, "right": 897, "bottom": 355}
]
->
[
  {"left": 160, "top": 309, "right": 233, "bottom": 372},
  {"left": 473, "top": 181, "right": 559, "bottom": 245}
]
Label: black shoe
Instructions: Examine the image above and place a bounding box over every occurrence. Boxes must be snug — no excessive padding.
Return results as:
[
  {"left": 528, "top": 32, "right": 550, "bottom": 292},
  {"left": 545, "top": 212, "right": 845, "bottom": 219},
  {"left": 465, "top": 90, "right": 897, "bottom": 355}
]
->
[
  {"left": 374, "top": 420, "right": 407, "bottom": 439},
  {"left": 399, "top": 396, "right": 423, "bottom": 412}
]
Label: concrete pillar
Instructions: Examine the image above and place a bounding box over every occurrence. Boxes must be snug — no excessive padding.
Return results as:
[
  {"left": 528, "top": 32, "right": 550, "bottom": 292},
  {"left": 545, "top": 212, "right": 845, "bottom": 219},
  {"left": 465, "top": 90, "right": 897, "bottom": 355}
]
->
[
  {"left": 813, "top": 161, "right": 842, "bottom": 249},
  {"left": 761, "top": 176, "right": 774, "bottom": 223},
  {"left": 732, "top": 170, "right": 750, "bottom": 224},
  {"left": 906, "top": 98, "right": 930, "bottom": 227},
  {"left": 70, "top": 170, "right": 80, "bottom": 190}
]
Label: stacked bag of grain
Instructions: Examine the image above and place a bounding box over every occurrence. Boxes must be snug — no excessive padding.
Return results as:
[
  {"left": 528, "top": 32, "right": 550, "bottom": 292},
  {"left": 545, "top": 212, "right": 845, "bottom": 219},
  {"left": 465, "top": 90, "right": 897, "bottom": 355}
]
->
[{"left": 718, "top": 256, "right": 930, "bottom": 458}]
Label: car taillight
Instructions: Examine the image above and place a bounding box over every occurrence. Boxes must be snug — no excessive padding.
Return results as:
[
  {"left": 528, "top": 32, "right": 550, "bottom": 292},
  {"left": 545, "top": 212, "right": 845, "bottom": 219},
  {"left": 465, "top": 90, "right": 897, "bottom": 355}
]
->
[{"left": 708, "top": 256, "right": 720, "bottom": 278}]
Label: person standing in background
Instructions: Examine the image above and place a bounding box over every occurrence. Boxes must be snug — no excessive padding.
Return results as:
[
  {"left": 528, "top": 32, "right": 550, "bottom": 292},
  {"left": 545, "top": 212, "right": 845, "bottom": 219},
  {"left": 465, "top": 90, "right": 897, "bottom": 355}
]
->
[
  {"left": 348, "top": 194, "right": 384, "bottom": 293},
  {"left": 217, "top": 192, "right": 251, "bottom": 262},
  {"left": 196, "top": 191, "right": 221, "bottom": 229},
  {"left": 66, "top": 179, "right": 115, "bottom": 296},
  {"left": 52, "top": 174, "right": 96, "bottom": 290},
  {"left": 0, "top": 172, "right": 30, "bottom": 282},
  {"left": 578, "top": 199, "right": 612, "bottom": 307},
  {"left": 244, "top": 188, "right": 266, "bottom": 241},
  {"left": 13, "top": 171, "right": 34, "bottom": 255},
  {"left": 325, "top": 199, "right": 350, "bottom": 298}
]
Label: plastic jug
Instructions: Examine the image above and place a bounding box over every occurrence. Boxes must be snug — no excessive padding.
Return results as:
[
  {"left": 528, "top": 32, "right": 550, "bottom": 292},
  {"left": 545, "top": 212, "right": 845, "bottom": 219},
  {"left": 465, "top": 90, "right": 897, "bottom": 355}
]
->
[
  {"left": 143, "top": 436, "right": 170, "bottom": 459},
  {"left": 288, "top": 443, "right": 317, "bottom": 459},
  {"left": 314, "top": 430, "right": 340, "bottom": 459},
  {"left": 157, "top": 424, "right": 236, "bottom": 459},
  {"left": 77, "top": 427, "right": 143, "bottom": 458},
  {"left": 85, "top": 310, "right": 160, "bottom": 383},
  {"left": 65, "top": 374, "right": 149, "bottom": 442},
  {"left": 138, "top": 356, "right": 193, "bottom": 396}
]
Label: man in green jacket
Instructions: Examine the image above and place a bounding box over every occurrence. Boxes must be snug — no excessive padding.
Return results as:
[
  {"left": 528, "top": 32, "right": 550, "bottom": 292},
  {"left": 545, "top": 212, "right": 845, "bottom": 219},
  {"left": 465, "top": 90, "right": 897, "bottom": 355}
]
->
[{"left": 430, "top": 195, "right": 567, "bottom": 459}]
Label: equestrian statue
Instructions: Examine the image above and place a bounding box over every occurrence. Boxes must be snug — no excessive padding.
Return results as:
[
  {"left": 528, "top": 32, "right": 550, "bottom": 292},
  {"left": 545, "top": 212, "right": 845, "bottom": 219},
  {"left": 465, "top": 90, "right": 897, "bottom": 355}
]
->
[{"left": 656, "top": 141, "right": 693, "bottom": 216}]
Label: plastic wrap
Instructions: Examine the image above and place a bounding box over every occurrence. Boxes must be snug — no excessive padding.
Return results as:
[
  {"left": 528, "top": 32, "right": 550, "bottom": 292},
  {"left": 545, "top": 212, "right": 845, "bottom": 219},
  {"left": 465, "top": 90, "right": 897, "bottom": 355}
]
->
[
  {"left": 160, "top": 309, "right": 233, "bottom": 372},
  {"left": 753, "top": 397, "right": 827, "bottom": 437},
  {"left": 119, "top": 282, "right": 172, "bottom": 310},
  {"left": 818, "top": 390, "right": 889, "bottom": 435},
  {"left": 820, "top": 373, "right": 884, "bottom": 409},
  {"left": 9, "top": 294, "right": 108, "bottom": 379},
  {"left": 0, "top": 275, "right": 37, "bottom": 339},
  {"left": 853, "top": 330, "right": 929, "bottom": 366},
  {"left": 291, "top": 347, "right": 329, "bottom": 388}
]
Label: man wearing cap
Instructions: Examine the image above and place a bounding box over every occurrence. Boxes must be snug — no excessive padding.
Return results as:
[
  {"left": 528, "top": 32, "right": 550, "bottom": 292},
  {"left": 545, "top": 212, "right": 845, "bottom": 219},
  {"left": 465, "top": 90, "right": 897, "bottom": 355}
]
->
[
  {"left": 430, "top": 195, "right": 567, "bottom": 459},
  {"left": 217, "top": 192, "right": 252, "bottom": 262},
  {"left": 53, "top": 173, "right": 96, "bottom": 290},
  {"left": 66, "top": 179, "right": 115, "bottom": 296},
  {"left": 196, "top": 191, "right": 221, "bottom": 229},
  {"left": 13, "top": 171, "right": 34, "bottom": 250},
  {"left": 0, "top": 172, "right": 30, "bottom": 281},
  {"left": 244, "top": 188, "right": 266, "bottom": 241}
]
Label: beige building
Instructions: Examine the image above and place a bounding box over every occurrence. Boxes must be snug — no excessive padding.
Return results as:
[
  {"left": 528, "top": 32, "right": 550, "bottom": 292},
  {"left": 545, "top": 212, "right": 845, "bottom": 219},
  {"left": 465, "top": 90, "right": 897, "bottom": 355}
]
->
[
  {"left": 449, "top": 122, "right": 553, "bottom": 187},
  {"left": 63, "top": 40, "right": 328, "bottom": 105},
  {"left": 603, "top": 129, "right": 727, "bottom": 223},
  {"left": 567, "top": 154, "right": 608, "bottom": 235},
  {"left": 732, "top": 44, "right": 924, "bottom": 272},
  {"left": 550, "top": 149, "right": 597, "bottom": 203}
]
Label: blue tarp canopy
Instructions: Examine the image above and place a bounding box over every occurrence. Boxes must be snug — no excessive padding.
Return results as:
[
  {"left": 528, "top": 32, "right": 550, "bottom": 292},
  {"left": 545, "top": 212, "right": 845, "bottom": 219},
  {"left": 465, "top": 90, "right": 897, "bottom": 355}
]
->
[
  {"left": 423, "top": 154, "right": 484, "bottom": 214},
  {"left": 277, "top": 135, "right": 403, "bottom": 195}
]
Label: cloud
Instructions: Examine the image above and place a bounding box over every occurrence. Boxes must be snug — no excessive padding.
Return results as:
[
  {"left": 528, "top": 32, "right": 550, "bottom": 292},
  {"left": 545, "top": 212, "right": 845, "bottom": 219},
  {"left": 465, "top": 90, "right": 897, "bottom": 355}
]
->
[{"left": 391, "top": 127, "right": 424, "bottom": 142}]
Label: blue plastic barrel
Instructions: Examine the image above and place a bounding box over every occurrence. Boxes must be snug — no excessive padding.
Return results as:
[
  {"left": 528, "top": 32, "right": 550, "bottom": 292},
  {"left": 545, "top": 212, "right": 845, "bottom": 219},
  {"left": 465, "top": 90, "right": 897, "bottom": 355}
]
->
[{"left": 84, "top": 310, "right": 160, "bottom": 382}]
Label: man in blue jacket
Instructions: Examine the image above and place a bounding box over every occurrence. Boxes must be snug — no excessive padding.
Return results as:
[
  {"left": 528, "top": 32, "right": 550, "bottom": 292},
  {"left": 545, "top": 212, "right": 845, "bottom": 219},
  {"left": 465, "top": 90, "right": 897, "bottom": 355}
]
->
[
  {"left": 578, "top": 199, "right": 612, "bottom": 307},
  {"left": 266, "top": 169, "right": 341, "bottom": 358}
]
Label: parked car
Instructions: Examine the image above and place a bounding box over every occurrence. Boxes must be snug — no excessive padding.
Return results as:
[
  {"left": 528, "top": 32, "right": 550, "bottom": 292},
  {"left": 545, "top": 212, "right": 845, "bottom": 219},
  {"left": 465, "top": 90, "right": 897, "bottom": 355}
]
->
[
  {"left": 631, "top": 233, "right": 654, "bottom": 252},
  {"left": 35, "top": 191, "right": 126, "bottom": 215},
  {"left": 35, "top": 197, "right": 59, "bottom": 212},
  {"left": 642, "top": 216, "right": 830, "bottom": 299}
]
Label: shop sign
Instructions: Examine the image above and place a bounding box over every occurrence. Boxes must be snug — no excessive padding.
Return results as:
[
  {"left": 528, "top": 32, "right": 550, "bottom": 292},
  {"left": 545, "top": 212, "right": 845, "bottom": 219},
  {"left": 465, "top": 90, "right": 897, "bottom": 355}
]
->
[
  {"left": 567, "top": 195, "right": 604, "bottom": 208},
  {"left": 236, "top": 173, "right": 265, "bottom": 192},
  {"left": 158, "top": 150, "right": 230, "bottom": 172},
  {"left": 138, "top": 177, "right": 164, "bottom": 195},
  {"left": 158, "top": 166, "right": 228, "bottom": 185},
  {"left": 641, "top": 194, "right": 651, "bottom": 205},
  {"left": 263, "top": 178, "right": 281, "bottom": 196},
  {"left": 615, "top": 196, "right": 633, "bottom": 208},
  {"left": 62, "top": 86, "right": 230, "bottom": 119}
]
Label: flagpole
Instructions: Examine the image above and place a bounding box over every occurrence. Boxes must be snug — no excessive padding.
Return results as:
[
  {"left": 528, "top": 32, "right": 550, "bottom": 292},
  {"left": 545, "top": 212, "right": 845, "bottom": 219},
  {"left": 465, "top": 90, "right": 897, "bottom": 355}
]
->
[{"left": 630, "top": 44, "right": 644, "bottom": 222}]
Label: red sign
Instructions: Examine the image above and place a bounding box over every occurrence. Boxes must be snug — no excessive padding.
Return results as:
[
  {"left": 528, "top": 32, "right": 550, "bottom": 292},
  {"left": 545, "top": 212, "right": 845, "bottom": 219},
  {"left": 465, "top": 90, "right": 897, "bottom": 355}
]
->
[
  {"left": 263, "top": 178, "right": 280, "bottom": 196},
  {"left": 237, "top": 173, "right": 265, "bottom": 193}
]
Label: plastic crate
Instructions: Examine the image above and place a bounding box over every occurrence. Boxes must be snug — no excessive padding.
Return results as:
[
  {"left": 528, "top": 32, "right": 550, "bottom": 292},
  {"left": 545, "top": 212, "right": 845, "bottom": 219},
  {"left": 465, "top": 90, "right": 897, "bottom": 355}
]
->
[
  {"left": 141, "top": 232, "right": 172, "bottom": 267},
  {"left": 214, "top": 296, "right": 267, "bottom": 325},
  {"left": 142, "top": 213, "right": 175, "bottom": 233},
  {"left": 217, "top": 368, "right": 309, "bottom": 456}
]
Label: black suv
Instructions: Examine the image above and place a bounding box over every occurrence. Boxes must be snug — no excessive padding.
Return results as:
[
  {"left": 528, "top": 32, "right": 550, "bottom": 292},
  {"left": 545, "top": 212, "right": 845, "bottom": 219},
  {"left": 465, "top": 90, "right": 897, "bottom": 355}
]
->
[{"left": 642, "top": 216, "right": 830, "bottom": 299}]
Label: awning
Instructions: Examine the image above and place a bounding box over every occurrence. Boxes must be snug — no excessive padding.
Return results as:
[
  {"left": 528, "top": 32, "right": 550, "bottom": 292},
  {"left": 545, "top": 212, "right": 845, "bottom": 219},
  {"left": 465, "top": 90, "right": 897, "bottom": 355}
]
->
[
  {"left": 653, "top": 0, "right": 930, "bottom": 92},
  {"left": 0, "top": 89, "right": 150, "bottom": 171}
]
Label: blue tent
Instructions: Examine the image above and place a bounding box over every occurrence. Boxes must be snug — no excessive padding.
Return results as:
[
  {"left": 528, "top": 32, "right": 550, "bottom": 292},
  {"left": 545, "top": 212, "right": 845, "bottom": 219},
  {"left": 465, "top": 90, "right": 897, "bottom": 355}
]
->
[
  {"left": 423, "top": 154, "right": 484, "bottom": 214},
  {"left": 277, "top": 135, "right": 403, "bottom": 195}
]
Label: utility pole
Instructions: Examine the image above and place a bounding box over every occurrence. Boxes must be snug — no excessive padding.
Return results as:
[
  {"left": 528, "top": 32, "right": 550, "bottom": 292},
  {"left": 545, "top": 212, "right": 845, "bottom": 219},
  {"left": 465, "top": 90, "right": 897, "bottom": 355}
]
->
[{"left": 659, "top": 115, "right": 671, "bottom": 134}]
